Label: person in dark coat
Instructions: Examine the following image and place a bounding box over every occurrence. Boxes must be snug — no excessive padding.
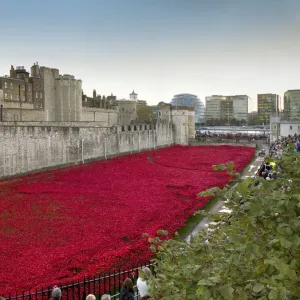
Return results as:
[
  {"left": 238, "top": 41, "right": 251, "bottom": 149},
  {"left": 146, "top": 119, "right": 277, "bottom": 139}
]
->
[{"left": 120, "top": 278, "right": 135, "bottom": 300}]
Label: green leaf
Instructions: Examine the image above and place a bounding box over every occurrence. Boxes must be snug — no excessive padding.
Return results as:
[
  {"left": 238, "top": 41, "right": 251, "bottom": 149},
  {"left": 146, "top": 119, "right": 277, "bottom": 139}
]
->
[
  {"left": 279, "top": 237, "right": 292, "bottom": 249},
  {"left": 150, "top": 245, "right": 156, "bottom": 253},
  {"left": 157, "top": 229, "right": 169, "bottom": 236},
  {"left": 291, "top": 234, "right": 300, "bottom": 248},
  {"left": 253, "top": 283, "right": 264, "bottom": 293},
  {"left": 286, "top": 268, "right": 297, "bottom": 280},
  {"left": 219, "top": 285, "right": 234, "bottom": 300},
  {"left": 268, "top": 290, "right": 277, "bottom": 300},
  {"left": 226, "top": 161, "right": 235, "bottom": 170}
]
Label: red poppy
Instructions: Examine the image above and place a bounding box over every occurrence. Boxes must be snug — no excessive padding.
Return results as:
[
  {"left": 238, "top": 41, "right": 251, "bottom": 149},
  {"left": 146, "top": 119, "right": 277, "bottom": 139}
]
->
[{"left": 0, "top": 145, "right": 255, "bottom": 294}]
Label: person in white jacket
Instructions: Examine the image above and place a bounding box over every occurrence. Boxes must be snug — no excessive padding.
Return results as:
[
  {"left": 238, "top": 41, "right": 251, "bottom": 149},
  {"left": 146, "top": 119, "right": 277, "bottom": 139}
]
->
[{"left": 137, "top": 267, "right": 152, "bottom": 300}]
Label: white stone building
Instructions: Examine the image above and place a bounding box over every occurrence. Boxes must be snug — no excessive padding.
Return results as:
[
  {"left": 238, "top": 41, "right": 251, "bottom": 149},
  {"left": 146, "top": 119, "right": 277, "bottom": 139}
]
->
[{"left": 270, "top": 114, "right": 300, "bottom": 142}]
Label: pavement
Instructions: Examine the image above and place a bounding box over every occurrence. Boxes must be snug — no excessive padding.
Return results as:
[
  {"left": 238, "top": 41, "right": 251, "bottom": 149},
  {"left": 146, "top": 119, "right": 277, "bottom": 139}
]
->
[{"left": 184, "top": 144, "right": 268, "bottom": 243}]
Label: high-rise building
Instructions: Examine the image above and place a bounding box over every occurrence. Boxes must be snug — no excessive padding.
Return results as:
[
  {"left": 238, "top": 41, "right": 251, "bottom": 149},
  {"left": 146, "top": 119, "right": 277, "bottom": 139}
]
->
[
  {"left": 205, "top": 95, "right": 226, "bottom": 121},
  {"left": 170, "top": 93, "right": 205, "bottom": 123},
  {"left": 205, "top": 95, "right": 251, "bottom": 125},
  {"left": 284, "top": 90, "right": 300, "bottom": 120},
  {"left": 257, "top": 93, "right": 280, "bottom": 124}
]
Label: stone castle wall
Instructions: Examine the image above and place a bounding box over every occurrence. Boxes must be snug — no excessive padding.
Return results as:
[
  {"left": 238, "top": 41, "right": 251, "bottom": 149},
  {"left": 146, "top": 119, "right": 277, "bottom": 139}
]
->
[
  {"left": 0, "top": 121, "right": 176, "bottom": 178},
  {"left": 81, "top": 107, "right": 119, "bottom": 126}
]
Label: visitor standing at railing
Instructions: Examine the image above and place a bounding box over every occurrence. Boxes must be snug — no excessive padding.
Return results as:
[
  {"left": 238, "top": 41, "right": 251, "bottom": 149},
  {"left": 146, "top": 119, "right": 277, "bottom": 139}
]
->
[
  {"left": 50, "top": 287, "right": 61, "bottom": 300},
  {"left": 120, "top": 278, "right": 135, "bottom": 300},
  {"left": 137, "top": 267, "right": 152, "bottom": 300}
]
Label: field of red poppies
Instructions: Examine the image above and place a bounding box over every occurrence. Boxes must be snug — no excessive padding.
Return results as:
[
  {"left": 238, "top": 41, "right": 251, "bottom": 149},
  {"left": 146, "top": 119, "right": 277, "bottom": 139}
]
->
[{"left": 0, "top": 145, "right": 255, "bottom": 294}]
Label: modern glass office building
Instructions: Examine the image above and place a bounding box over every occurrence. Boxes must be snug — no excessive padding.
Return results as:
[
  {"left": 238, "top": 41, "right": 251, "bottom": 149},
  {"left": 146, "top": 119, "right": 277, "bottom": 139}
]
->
[
  {"left": 171, "top": 93, "right": 205, "bottom": 123},
  {"left": 284, "top": 90, "right": 300, "bottom": 120}
]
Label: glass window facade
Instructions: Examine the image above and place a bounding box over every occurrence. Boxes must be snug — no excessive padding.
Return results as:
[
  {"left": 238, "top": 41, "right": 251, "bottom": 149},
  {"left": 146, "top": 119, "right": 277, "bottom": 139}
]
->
[
  {"left": 284, "top": 90, "right": 300, "bottom": 120},
  {"left": 171, "top": 93, "right": 205, "bottom": 123}
]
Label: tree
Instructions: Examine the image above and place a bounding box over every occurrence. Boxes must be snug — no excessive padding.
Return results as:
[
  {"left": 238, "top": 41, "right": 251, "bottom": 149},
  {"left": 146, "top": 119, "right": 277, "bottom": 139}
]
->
[
  {"left": 136, "top": 105, "right": 155, "bottom": 124},
  {"left": 147, "top": 151, "right": 300, "bottom": 299}
]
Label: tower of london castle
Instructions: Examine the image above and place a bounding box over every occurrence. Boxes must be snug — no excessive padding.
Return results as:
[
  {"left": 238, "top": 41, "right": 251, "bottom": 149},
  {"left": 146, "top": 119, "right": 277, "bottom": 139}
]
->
[
  {"left": 37, "top": 65, "right": 82, "bottom": 121},
  {"left": 0, "top": 63, "right": 82, "bottom": 122}
]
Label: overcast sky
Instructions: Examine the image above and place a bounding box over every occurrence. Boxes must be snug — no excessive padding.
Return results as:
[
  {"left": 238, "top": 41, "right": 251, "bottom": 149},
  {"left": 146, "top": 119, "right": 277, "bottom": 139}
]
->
[{"left": 0, "top": 0, "right": 299, "bottom": 111}]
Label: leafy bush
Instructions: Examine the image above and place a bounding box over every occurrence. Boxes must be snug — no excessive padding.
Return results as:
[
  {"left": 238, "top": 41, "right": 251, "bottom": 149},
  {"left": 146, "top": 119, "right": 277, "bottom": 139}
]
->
[{"left": 148, "top": 151, "right": 300, "bottom": 299}]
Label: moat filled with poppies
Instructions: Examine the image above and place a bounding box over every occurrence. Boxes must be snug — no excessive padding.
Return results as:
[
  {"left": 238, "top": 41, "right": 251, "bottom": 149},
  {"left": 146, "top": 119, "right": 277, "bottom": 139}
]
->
[{"left": 0, "top": 145, "right": 255, "bottom": 294}]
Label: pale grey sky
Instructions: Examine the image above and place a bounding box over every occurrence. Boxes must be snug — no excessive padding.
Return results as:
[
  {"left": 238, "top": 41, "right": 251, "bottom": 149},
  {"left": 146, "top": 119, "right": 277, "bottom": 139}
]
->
[{"left": 0, "top": 0, "right": 300, "bottom": 111}]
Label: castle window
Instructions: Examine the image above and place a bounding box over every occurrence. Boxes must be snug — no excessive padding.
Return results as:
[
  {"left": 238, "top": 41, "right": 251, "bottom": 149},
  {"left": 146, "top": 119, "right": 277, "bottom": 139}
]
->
[
  {"left": 28, "top": 86, "right": 31, "bottom": 92},
  {"left": 22, "top": 85, "right": 25, "bottom": 91},
  {"left": 40, "top": 92, "right": 42, "bottom": 99},
  {"left": 22, "top": 96, "right": 25, "bottom": 101},
  {"left": 4, "top": 82, "right": 7, "bottom": 88},
  {"left": 10, "top": 94, "right": 13, "bottom": 100},
  {"left": 36, "top": 92, "right": 38, "bottom": 99},
  {"left": 10, "top": 83, "right": 13, "bottom": 89},
  {"left": 17, "top": 95, "right": 19, "bottom": 101},
  {"left": 4, "top": 93, "right": 8, "bottom": 99}
]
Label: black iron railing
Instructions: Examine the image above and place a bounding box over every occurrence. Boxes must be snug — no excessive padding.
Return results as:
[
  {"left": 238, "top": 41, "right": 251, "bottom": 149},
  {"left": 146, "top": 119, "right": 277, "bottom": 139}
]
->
[{"left": 4, "top": 262, "right": 154, "bottom": 300}]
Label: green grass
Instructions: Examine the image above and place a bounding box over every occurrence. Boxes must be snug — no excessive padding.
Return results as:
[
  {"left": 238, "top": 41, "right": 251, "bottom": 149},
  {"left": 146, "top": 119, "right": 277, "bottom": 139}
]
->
[
  {"left": 175, "top": 196, "right": 219, "bottom": 240},
  {"left": 175, "top": 151, "right": 258, "bottom": 241}
]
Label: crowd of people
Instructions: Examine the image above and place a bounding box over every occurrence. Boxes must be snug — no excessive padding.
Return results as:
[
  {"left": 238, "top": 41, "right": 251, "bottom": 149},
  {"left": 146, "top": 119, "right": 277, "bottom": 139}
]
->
[
  {"left": 270, "top": 134, "right": 300, "bottom": 154},
  {"left": 195, "top": 131, "right": 268, "bottom": 141},
  {"left": 257, "top": 161, "right": 277, "bottom": 180},
  {"left": 256, "top": 134, "right": 300, "bottom": 180},
  {"left": 46, "top": 267, "right": 152, "bottom": 300}
]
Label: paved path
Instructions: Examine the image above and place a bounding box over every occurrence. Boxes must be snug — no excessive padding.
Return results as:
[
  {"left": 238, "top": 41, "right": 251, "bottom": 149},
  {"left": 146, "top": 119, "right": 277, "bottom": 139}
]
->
[{"left": 184, "top": 145, "right": 268, "bottom": 243}]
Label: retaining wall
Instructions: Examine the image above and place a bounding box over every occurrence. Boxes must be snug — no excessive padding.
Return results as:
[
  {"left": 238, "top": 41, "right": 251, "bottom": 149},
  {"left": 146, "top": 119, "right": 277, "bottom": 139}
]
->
[{"left": 0, "top": 122, "right": 174, "bottom": 178}]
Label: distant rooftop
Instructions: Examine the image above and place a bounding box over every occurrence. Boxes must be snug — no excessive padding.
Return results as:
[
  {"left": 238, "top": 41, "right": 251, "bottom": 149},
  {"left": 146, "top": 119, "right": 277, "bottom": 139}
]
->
[{"left": 174, "top": 93, "right": 198, "bottom": 98}]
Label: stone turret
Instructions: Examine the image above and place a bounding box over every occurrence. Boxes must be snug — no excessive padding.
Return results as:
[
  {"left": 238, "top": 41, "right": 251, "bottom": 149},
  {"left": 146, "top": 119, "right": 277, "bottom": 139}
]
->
[
  {"left": 130, "top": 90, "right": 138, "bottom": 101},
  {"left": 10, "top": 65, "right": 15, "bottom": 78},
  {"left": 31, "top": 62, "right": 40, "bottom": 77}
]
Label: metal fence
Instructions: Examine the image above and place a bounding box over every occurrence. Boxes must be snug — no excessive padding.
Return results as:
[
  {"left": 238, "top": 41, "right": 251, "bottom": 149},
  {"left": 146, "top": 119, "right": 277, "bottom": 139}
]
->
[{"left": 4, "top": 262, "right": 153, "bottom": 300}]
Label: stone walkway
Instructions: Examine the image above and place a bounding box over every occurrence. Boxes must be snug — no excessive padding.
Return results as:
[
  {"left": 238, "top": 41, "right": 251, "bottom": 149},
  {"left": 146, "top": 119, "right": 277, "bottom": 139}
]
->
[{"left": 185, "top": 146, "right": 267, "bottom": 243}]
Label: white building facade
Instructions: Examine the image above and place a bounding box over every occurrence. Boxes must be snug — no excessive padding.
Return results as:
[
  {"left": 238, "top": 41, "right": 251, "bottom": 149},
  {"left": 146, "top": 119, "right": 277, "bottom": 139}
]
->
[{"left": 270, "top": 114, "right": 300, "bottom": 142}]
